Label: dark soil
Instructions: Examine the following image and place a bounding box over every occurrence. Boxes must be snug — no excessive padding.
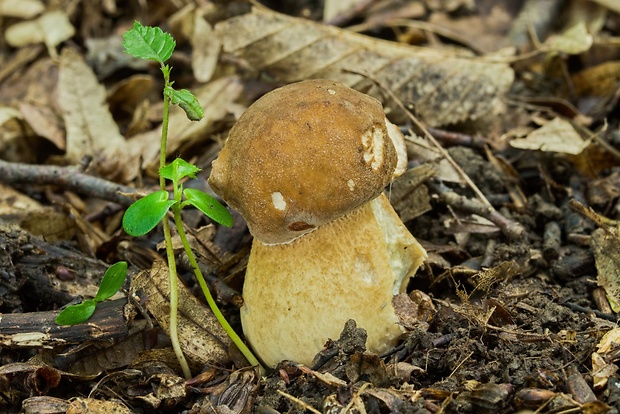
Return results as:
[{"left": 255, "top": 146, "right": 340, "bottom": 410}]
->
[{"left": 1, "top": 1, "right": 620, "bottom": 413}]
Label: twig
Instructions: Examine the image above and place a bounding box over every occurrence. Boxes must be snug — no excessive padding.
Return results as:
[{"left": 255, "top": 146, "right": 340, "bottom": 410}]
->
[
  {"left": 0, "top": 159, "right": 136, "bottom": 207},
  {"left": 448, "top": 350, "right": 474, "bottom": 378},
  {"left": 428, "top": 181, "right": 526, "bottom": 240},
  {"left": 276, "top": 389, "right": 322, "bottom": 414},
  {"left": 425, "top": 127, "right": 487, "bottom": 149}
]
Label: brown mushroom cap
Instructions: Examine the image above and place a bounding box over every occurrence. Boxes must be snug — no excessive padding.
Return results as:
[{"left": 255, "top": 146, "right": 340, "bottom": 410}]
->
[{"left": 209, "top": 79, "right": 404, "bottom": 244}]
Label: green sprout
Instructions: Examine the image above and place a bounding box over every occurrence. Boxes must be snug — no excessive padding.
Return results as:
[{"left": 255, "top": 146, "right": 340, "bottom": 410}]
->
[
  {"left": 120, "top": 22, "right": 261, "bottom": 377},
  {"left": 56, "top": 262, "right": 128, "bottom": 325}
]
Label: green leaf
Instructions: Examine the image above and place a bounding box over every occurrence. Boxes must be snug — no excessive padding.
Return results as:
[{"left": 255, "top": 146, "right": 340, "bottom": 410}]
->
[
  {"left": 94, "top": 261, "right": 128, "bottom": 302},
  {"left": 164, "top": 86, "right": 204, "bottom": 121},
  {"left": 122, "top": 21, "right": 175, "bottom": 63},
  {"left": 183, "top": 188, "right": 233, "bottom": 227},
  {"left": 55, "top": 300, "right": 97, "bottom": 326},
  {"left": 122, "top": 190, "right": 176, "bottom": 237},
  {"left": 160, "top": 158, "right": 201, "bottom": 183}
]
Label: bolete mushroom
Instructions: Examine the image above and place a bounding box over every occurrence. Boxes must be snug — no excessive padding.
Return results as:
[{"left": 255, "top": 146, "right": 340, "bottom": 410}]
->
[{"left": 209, "top": 79, "right": 427, "bottom": 367}]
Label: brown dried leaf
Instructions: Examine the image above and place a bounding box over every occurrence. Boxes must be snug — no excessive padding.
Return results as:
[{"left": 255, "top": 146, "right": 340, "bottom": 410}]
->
[
  {"left": 190, "top": 12, "right": 221, "bottom": 83},
  {"left": 169, "top": 6, "right": 221, "bottom": 83},
  {"left": 390, "top": 164, "right": 434, "bottom": 223},
  {"left": 19, "top": 102, "right": 65, "bottom": 149},
  {"left": 214, "top": 7, "right": 514, "bottom": 126},
  {"left": 573, "top": 61, "right": 620, "bottom": 97},
  {"left": 0, "top": 0, "right": 44, "bottom": 18},
  {"left": 22, "top": 396, "right": 70, "bottom": 414},
  {"left": 129, "top": 261, "right": 231, "bottom": 369},
  {"left": 20, "top": 208, "right": 76, "bottom": 241},
  {"left": 66, "top": 398, "right": 132, "bottom": 414},
  {"left": 509, "top": 117, "right": 589, "bottom": 155},
  {"left": 545, "top": 21, "right": 593, "bottom": 55},
  {"left": 57, "top": 48, "right": 132, "bottom": 178},
  {"left": 67, "top": 322, "right": 151, "bottom": 377},
  {"left": 592, "top": 227, "right": 620, "bottom": 312},
  {"left": 587, "top": 0, "right": 620, "bottom": 14},
  {"left": 323, "top": 0, "right": 363, "bottom": 22},
  {"left": 0, "top": 106, "right": 22, "bottom": 126},
  {"left": 0, "top": 184, "right": 43, "bottom": 221},
  {"left": 5, "top": 10, "right": 74, "bottom": 49}
]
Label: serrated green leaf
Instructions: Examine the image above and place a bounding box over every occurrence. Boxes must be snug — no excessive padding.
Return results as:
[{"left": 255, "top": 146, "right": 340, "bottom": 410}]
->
[
  {"left": 183, "top": 188, "right": 233, "bottom": 227},
  {"left": 122, "top": 190, "right": 176, "bottom": 237},
  {"left": 164, "top": 86, "right": 204, "bottom": 121},
  {"left": 94, "top": 261, "right": 128, "bottom": 302},
  {"left": 160, "top": 158, "right": 201, "bottom": 183},
  {"left": 122, "top": 21, "right": 175, "bottom": 63},
  {"left": 55, "top": 300, "right": 97, "bottom": 325}
]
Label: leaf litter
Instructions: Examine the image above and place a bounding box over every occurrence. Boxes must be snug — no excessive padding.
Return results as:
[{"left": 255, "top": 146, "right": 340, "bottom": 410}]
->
[{"left": 0, "top": 1, "right": 620, "bottom": 413}]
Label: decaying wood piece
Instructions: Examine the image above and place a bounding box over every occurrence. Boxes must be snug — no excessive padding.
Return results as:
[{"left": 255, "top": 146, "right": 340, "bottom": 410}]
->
[
  {"left": 0, "top": 298, "right": 128, "bottom": 348},
  {"left": 0, "top": 222, "right": 112, "bottom": 310}
]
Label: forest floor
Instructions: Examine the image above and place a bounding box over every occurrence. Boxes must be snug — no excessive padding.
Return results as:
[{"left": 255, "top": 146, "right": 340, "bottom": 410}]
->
[{"left": 0, "top": 1, "right": 619, "bottom": 413}]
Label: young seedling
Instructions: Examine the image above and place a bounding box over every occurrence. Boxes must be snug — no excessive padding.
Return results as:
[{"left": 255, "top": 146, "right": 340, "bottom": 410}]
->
[
  {"left": 56, "top": 261, "right": 128, "bottom": 325},
  {"left": 121, "top": 22, "right": 261, "bottom": 377}
]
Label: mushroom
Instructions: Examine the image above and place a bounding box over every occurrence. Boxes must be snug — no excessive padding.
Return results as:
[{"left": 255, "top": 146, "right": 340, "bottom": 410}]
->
[{"left": 208, "top": 79, "right": 427, "bottom": 367}]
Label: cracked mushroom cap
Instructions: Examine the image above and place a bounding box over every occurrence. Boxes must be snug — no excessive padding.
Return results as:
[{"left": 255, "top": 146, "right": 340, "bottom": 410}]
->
[{"left": 209, "top": 79, "right": 406, "bottom": 245}]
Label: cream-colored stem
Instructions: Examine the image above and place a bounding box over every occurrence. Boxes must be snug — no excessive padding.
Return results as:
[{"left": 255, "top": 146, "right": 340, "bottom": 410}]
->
[{"left": 240, "top": 193, "right": 427, "bottom": 367}]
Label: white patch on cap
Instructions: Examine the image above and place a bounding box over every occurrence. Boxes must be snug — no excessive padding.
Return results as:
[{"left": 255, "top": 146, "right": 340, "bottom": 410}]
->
[
  {"left": 327, "top": 88, "right": 336, "bottom": 95},
  {"left": 271, "top": 192, "right": 287, "bottom": 211},
  {"left": 385, "top": 118, "right": 407, "bottom": 178},
  {"left": 361, "top": 127, "right": 384, "bottom": 171},
  {"left": 347, "top": 179, "right": 356, "bottom": 191}
]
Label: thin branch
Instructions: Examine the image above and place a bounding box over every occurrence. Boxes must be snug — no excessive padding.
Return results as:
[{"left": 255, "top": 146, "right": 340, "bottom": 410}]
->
[
  {"left": 0, "top": 159, "right": 136, "bottom": 207},
  {"left": 429, "top": 181, "right": 526, "bottom": 240}
]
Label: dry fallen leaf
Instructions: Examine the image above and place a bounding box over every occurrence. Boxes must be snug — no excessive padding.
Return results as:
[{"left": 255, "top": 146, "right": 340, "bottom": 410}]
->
[
  {"left": 0, "top": 183, "right": 43, "bottom": 219},
  {"left": 19, "top": 102, "right": 65, "bottom": 149},
  {"left": 0, "top": 106, "right": 21, "bottom": 126},
  {"left": 323, "top": 0, "right": 362, "bottom": 22},
  {"left": 5, "top": 10, "right": 74, "bottom": 50},
  {"left": 509, "top": 117, "right": 589, "bottom": 155},
  {"left": 169, "top": 5, "right": 221, "bottom": 83},
  {"left": 390, "top": 163, "right": 434, "bottom": 223},
  {"left": 190, "top": 11, "right": 221, "bottom": 83},
  {"left": 214, "top": 7, "right": 514, "bottom": 126},
  {"left": 545, "top": 21, "right": 593, "bottom": 55},
  {"left": 592, "top": 327, "right": 620, "bottom": 389},
  {"left": 0, "top": 0, "right": 44, "bottom": 18},
  {"left": 573, "top": 61, "right": 620, "bottom": 97},
  {"left": 407, "top": 135, "right": 463, "bottom": 183},
  {"left": 66, "top": 398, "right": 132, "bottom": 414},
  {"left": 130, "top": 261, "right": 231, "bottom": 369},
  {"left": 587, "top": 0, "right": 620, "bottom": 14},
  {"left": 592, "top": 226, "right": 620, "bottom": 312},
  {"left": 57, "top": 48, "right": 131, "bottom": 179}
]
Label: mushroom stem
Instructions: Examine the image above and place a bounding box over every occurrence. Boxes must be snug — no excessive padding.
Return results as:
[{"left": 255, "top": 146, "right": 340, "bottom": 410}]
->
[{"left": 240, "top": 193, "right": 427, "bottom": 367}]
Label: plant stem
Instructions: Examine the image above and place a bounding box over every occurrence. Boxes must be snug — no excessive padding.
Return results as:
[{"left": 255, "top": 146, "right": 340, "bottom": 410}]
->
[
  {"left": 161, "top": 219, "right": 191, "bottom": 379},
  {"left": 160, "top": 63, "right": 192, "bottom": 379},
  {"left": 170, "top": 202, "right": 265, "bottom": 374}
]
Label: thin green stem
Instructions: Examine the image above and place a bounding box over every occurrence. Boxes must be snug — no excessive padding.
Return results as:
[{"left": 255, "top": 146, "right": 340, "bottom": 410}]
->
[
  {"left": 171, "top": 204, "right": 265, "bottom": 374},
  {"left": 159, "top": 63, "right": 191, "bottom": 379},
  {"left": 159, "top": 65, "right": 171, "bottom": 189},
  {"left": 162, "top": 219, "right": 192, "bottom": 379}
]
